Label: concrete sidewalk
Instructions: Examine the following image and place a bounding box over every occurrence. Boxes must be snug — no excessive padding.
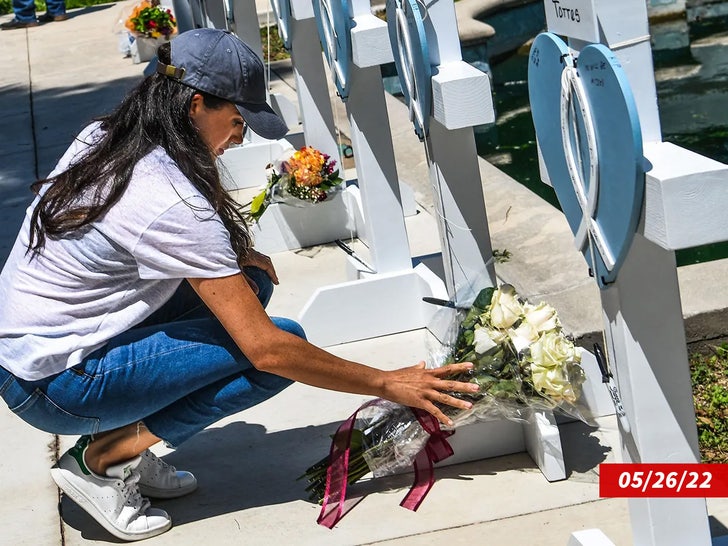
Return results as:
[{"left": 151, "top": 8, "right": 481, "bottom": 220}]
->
[{"left": 2, "top": 2, "right": 728, "bottom": 545}]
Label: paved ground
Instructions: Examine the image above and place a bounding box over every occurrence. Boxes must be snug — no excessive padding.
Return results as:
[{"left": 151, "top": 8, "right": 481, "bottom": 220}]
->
[{"left": 2, "top": 2, "right": 728, "bottom": 545}]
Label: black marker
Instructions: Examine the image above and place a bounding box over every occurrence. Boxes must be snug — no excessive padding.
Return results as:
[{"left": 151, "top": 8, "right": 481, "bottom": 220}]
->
[
  {"left": 334, "top": 239, "right": 376, "bottom": 274},
  {"left": 421, "top": 297, "right": 469, "bottom": 310},
  {"left": 594, "top": 342, "right": 630, "bottom": 433}
]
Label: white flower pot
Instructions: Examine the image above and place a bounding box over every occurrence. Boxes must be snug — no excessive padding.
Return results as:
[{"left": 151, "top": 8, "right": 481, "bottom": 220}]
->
[
  {"left": 251, "top": 188, "right": 358, "bottom": 253},
  {"left": 130, "top": 36, "right": 169, "bottom": 64}
]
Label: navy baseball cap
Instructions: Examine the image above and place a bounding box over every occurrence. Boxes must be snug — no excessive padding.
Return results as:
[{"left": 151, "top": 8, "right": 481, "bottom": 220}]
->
[{"left": 157, "top": 29, "right": 288, "bottom": 140}]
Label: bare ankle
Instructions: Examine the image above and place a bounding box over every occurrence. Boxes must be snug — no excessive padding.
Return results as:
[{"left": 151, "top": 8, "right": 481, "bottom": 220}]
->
[
  {"left": 83, "top": 439, "right": 110, "bottom": 476},
  {"left": 81, "top": 422, "right": 161, "bottom": 476}
]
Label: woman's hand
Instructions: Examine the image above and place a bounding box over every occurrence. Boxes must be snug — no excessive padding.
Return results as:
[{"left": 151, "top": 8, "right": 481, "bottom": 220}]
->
[
  {"left": 380, "top": 361, "right": 480, "bottom": 426},
  {"left": 239, "top": 249, "right": 278, "bottom": 293}
]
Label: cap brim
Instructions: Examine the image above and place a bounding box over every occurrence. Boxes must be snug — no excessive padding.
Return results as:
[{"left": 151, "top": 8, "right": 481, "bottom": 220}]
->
[{"left": 236, "top": 102, "right": 289, "bottom": 140}]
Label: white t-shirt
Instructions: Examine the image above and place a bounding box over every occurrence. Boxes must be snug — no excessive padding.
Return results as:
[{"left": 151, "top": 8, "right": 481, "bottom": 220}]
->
[{"left": 0, "top": 123, "right": 241, "bottom": 381}]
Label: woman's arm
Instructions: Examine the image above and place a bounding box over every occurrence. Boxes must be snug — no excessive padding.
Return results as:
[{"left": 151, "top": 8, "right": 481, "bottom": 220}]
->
[{"left": 188, "top": 274, "right": 479, "bottom": 425}]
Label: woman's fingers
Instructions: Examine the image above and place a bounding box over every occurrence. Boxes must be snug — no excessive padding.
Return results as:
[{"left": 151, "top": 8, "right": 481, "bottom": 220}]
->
[
  {"left": 431, "top": 361, "right": 474, "bottom": 377},
  {"left": 425, "top": 403, "right": 455, "bottom": 426},
  {"left": 383, "top": 361, "right": 481, "bottom": 426},
  {"left": 432, "top": 388, "right": 473, "bottom": 410},
  {"left": 427, "top": 362, "right": 479, "bottom": 394},
  {"left": 438, "top": 379, "right": 480, "bottom": 395},
  {"left": 426, "top": 363, "right": 479, "bottom": 425},
  {"left": 424, "top": 392, "right": 471, "bottom": 426},
  {"left": 242, "top": 249, "right": 279, "bottom": 284},
  {"left": 256, "top": 253, "right": 279, "bottom": 284}
]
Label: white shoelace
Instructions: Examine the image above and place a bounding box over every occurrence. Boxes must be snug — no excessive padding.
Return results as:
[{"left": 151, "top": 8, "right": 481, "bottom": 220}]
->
[
  {"left": 119, "top": 470, "right": 150, "bottom": 513},
  {"left": 143, "top": 450, "right": 177, "bottom": 475}
]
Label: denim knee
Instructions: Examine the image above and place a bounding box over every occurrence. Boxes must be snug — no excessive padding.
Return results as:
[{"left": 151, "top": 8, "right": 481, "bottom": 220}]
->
[{"left": 271, "top": 317, "right": 307, "bottom": 340}]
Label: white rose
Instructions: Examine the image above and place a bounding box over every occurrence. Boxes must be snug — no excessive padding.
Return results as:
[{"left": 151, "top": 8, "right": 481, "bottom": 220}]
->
[
  {"left": 530, "top": 331, "right": 578, "bottom": 369},
  {"left": 509, "top": 322, "right": 539, "bottom": 353},
  {"left": 530, "top": 364, "right": 577, "bottom": 403},
  {"left": 489, "top": 284, "right": 522, "bottom": 329},
  {"left": 474, "top": 327, "right": 507, "bottom": 354},
  {"left": 529, "top": 332, "right": 581, "bottom": 402},
  {"left": 523, "top": 302, "right": 559, "bottom": 333},
  {"left": 473, "top": 327, "right": 498, "bottom": 354}
]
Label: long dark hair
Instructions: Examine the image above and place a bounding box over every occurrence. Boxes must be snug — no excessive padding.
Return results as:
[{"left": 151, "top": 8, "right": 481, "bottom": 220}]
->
[{"left": 28, "top": 41, "right": 252, "bottom": 261}]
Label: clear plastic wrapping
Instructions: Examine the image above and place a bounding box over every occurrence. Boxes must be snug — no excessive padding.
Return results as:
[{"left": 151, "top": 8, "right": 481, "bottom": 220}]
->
[{"left": 356, "top": 400, "right": 427, "bottom": 478}]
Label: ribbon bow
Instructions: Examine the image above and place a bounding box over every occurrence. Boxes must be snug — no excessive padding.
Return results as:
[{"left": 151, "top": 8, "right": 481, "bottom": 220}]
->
[{"left": 317, "top": 402, "right": 455, "bottom": 528}]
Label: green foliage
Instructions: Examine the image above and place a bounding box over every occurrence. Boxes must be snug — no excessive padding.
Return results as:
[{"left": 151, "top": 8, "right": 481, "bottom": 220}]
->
[
  {"left": 690, "top": 342, "right": 728, "bottom": 463},
  {"left": 260, "top": 24, "right": 290, "bottom": 62},
  {"left": 66, "top": 0, "right": 119, "bottom": 8},
  {"left": 493, "top": 248, "right": 512, "bottom": 263}
]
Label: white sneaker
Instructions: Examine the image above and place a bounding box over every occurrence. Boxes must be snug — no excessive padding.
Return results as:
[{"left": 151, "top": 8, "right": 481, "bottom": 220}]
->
[
  {"left": 137, "top": 449, "right": 197, "bottom": 499},
  {"left": 51, "top": 437, "right": 172, "bottom": 541}
]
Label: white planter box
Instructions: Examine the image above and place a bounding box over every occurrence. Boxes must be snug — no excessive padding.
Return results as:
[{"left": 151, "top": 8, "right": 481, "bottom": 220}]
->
[
  {"left": 250, "top": 188, "right": 357, "bottom": 253},
  {"left": 219, "top": 139, "right": 295, "bottom": 190},
  {"left": 130, "top": 36, "right": 170, "bottom": 64}
]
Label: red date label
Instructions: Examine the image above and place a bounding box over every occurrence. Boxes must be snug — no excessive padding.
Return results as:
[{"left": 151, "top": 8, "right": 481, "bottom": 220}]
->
[{"left": 600, "top": 463, "right": 728, "bottom": 497}]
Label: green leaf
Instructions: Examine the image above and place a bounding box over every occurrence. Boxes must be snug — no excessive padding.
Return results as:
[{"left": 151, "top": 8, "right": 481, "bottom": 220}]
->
[
  {"left": 476, "top": 353, "right": 507, "bottom": 374},
  {"left": 249, "top": 189, "right": 269, "bottom": 221},
  {"left": 473, "top": 287, "right": 495, "bottom": 310}
]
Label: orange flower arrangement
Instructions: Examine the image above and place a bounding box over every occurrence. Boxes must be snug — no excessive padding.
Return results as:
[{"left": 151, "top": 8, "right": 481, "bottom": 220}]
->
[
  {"left": 125, "top": 0, "right": 177, "bottom": 39},
  {"left": 247, "top": 146, "right": 344, "bottom": 222}
]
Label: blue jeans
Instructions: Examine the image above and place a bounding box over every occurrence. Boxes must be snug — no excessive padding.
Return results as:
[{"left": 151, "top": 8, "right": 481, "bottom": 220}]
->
[
  {"left": 13, "top": 0, "right": 66, "bottom": 22},
  {"left": 0, "top": 268, "right": 301, "bottom": 447}
]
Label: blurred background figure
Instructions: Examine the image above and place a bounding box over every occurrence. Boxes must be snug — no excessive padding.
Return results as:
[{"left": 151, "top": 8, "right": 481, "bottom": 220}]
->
[{"left": 1, "top": 0, "right": 67, "bottom": 30}]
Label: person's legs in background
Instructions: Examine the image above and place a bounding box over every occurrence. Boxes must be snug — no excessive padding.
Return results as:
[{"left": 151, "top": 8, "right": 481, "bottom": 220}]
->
[
  {"left": 39, "top": 0, "right": 68, "bottom": 22},
  {"left": 1, "top": 0, "right": 68, "bottom": 29},
  {"left": 0, "top": 0, "right": 39, "bottom": 29}
]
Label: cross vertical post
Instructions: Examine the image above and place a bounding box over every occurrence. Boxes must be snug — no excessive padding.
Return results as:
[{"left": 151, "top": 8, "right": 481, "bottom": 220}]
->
[{"left": 392, "top": 0, "right": 497, "bottom": 303}]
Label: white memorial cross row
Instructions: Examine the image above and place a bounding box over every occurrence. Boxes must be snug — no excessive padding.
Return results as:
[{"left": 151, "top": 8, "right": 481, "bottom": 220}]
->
[{"left": 294, "top": 0, "right": 434, "bottom": 347}]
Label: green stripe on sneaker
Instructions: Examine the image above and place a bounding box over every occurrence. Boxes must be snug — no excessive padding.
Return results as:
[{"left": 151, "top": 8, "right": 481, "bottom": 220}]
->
[{"left": 68, "top": 435, "right": 92, "bottom": 475}]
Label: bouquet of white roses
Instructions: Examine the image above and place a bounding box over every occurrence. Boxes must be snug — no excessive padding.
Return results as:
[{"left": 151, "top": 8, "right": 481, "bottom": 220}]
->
[
  {"left": 436, "top": 283, "right": 587, "bottom": 426},
  {"left": 246, "top": 146, "right": 343, "bottom": 222},
  {"left": 300, "top": 284, "right": 590, "bottom": 508}
]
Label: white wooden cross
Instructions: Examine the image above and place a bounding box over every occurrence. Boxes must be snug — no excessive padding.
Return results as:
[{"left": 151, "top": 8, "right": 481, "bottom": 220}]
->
[
  {"left": 209, "top": 0, "right": 342, "bottom": 183},
  {"left": 388, "top": 0, "right": 496, "bottom": 305},
  {"left": 531, "top": 0, "right": 728, "bottom": 544},
  {"left": 268, "top": 0, "right": 343, "bottom": 172},
  {"left": 292, "top": 0, "right": 449, "bottom": 346}
]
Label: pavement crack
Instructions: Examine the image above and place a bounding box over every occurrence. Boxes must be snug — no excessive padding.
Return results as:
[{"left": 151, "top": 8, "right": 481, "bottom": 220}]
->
[{"left": 49, "top": 435, "right": 65, "bottom": 545}]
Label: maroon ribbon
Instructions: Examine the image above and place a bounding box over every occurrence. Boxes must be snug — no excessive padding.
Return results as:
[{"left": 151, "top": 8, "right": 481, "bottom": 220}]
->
[
  {"left": 399, "top": 408, "right": 455, "bottom": 511},
  {"left": 316, "top": 400, "right": 377, "bottom": 528},
  {"left": 317, "top": 402, "right": 455, "bottom": 528}
]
